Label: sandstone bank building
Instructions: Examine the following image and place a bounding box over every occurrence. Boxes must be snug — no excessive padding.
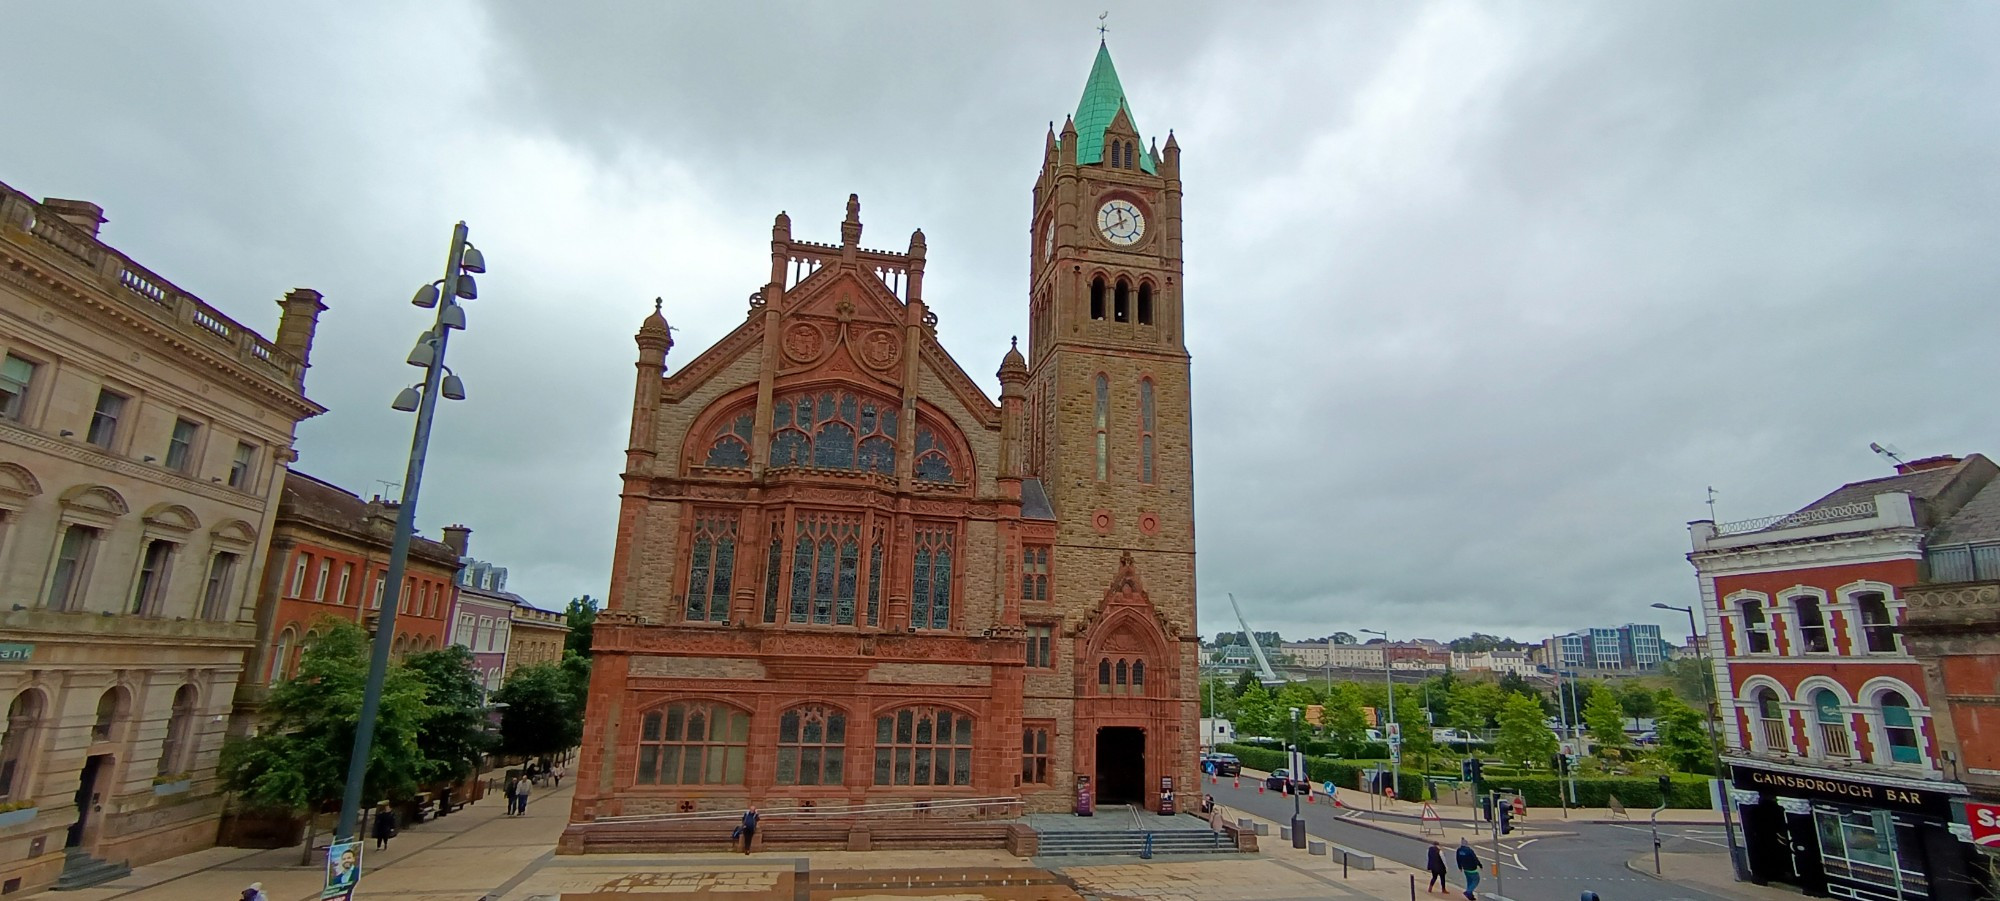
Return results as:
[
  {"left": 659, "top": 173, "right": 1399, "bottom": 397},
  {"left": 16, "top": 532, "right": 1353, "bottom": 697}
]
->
[{"left": 569, "top": 45, "right": 1197, "bottom": 841}]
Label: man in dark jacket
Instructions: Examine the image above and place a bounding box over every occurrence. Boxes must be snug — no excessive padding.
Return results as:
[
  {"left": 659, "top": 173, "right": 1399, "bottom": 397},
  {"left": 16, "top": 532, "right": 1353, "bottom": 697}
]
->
[
  {"left": 1427, "top": 841, "right": 1449, "bottom": 892},
  {"left": 371, "top": 802, "right": 396, "bottom": 851},
  {"left": 736, "top": 806, "right": 759, "bottom": 854},
  {"left": 1456, "top": 838, "right": 1482, "bottom": 900}
]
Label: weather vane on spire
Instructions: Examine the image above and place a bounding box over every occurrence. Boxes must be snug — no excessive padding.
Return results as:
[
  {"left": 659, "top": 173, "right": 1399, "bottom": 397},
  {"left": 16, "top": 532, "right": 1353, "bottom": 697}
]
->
[{"left": 1098, "top": 11, "right": 1109, "bottom": 42}]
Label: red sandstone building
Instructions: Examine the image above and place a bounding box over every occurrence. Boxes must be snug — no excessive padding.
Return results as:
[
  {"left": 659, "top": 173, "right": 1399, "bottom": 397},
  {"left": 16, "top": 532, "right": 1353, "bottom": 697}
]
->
[
  {"left": 1688, "top": 454, "right": 1994, "bottom": 901},
  {"left": 246, "top": 471, "right": 460, "bottom": 686},
  {"left": 566, "top": 43, "right": 1197, "bottom": 848}
]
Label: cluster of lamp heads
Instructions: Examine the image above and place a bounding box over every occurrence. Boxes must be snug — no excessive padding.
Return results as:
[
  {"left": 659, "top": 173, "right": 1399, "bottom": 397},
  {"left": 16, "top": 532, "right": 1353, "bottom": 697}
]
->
[{"left": 392, "top": 242, "right": 485, "bottom": 412}]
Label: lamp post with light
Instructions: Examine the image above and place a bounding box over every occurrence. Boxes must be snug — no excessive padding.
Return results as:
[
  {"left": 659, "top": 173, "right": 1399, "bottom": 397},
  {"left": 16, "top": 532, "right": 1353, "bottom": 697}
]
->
[
  {"left": 1360, "top": 628, "right": 1395, "bottom": 801},
  {"left": 1653, "top": 601, "right": 1748, "bottom": 881},
  {"left": 335, "top": 223, "right": 483, "bottom": 843}
]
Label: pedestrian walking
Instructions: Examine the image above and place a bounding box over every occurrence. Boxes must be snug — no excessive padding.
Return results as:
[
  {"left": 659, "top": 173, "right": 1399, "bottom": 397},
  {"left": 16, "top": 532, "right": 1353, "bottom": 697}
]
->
[
  {"left": 1426, "top": 841, "right": 1449, "bottom": 893},
  {"left": 241, "top": 882, "right": 269, "bottom": 901},
  {"left": 503, "top": 776, "right": 519, "bottom": 816},
  {"left": 371, "top": 802, "right": 396, "bottom": 851},
  {"left": 1456, "top": 838, "right": 1483, "bottom": 901},
  {"left": 1206, "top": 799, "right": 1223, "bottom": 834},
  {"left": 552, "top": 764, "right": 564, "bottom": 787},
  {"left": 513, "top": 776, "right": 531, "bottom": 815}
]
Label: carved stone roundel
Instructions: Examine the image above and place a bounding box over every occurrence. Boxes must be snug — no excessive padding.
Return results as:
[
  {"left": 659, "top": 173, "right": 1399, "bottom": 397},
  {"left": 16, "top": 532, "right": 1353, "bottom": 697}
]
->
[
  {"left": 784, "top": 323, "right": 826, "bottom": 363},
  {"left": 861, "top": 329, "right": 900, "bottom": 370}
]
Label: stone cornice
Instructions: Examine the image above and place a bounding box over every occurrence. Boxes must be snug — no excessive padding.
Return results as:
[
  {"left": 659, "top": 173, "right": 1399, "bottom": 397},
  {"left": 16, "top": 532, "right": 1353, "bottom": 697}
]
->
[
  {"left": 0, "top": 419, "right": 266, "bottom": 510},
  {"left": 0, "top": 238, "right": 324, "bottom": 421},
  {"left": 1689, "top": 529, "right": 1919, "bottom": 577}
]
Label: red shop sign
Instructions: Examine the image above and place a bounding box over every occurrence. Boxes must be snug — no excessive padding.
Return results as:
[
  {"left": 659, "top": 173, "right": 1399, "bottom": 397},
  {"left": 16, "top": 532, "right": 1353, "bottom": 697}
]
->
[{"left": 1968, "top": 802, "right": 2000, "bottom": 847}]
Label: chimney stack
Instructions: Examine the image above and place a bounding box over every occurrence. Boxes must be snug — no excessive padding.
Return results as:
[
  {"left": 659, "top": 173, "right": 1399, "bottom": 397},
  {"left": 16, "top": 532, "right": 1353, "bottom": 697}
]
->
[
  {"left": 40, "top": 198, "right": 105, "bottom": 237},
  {"left": 274, "top": 288, "right": 328, "bottom": 387},
  {"left": 442, "top": 524, "right": 472, "bottom": 559}
]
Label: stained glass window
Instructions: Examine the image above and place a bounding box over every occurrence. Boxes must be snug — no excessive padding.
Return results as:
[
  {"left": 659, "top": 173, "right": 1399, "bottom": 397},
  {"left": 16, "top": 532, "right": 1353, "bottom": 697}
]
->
[
  {"left": 777, "top": 706, "right": 846, "bottom": 786},
  {"left": 636, "top": 702, "right": 749, "bottom": 785},
  {"left": 1139, "top": 378, "right": 1156, "bottom": 484},
  {"left": 874, "top": 707, "right": 973, "bottom": 786},
  {"left": 768, "top": 390, "right": 898, "bottom": 476},
  {"left": 790, "top": 515, "right": 862, "bottom": 625},
  {"left": 684, "top": 511, "right": 737, "bottom": 622},
  {"left": 704, "top": 413, "right": 756, "bottom": 469},
  {"left": 911, "top": 524, "right": 954, "bottom": 630},
  {"left": 763, "top": 523, "right": 783, "bottom": 623},
  {"left": 867, "top": 535, "right": 884, "bottom": 627},
  {"left": 915, "top": 425, "right": 956, "bottom": 483}
]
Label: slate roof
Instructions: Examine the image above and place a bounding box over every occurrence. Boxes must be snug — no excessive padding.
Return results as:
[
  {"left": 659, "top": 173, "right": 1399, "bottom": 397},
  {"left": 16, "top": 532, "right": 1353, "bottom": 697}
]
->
[
  {"left": 279, "top": 470, "right": 459, "bottom": 565},
  {"left": 1759, "top": 454, "right": 1996, "bottom": 534},
  {"left": 1926, "top": 476, "right": 2000, "bottom": 546}
]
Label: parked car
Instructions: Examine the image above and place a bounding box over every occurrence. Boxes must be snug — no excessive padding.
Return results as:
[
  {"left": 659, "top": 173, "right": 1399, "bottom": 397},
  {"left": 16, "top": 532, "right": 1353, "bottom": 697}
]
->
[
  {"left": 1201, "top": 753, "right": 1242, "bottom": 776},
  {"left": 1634, "top": 731, "right": 1658, "bottom": 745},
  {"left": 1432, "top": 728, "right": 1477, "bottom": 743},
  {"left": 1264, "top": 768, "right": 1312, "bottom": 795}
]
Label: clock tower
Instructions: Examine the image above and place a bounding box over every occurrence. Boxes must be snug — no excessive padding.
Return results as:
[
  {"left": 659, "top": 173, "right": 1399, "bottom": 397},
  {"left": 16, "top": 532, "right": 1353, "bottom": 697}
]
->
[{"left": 1023, "top": 39, "right": 1197, "bottom": 813}]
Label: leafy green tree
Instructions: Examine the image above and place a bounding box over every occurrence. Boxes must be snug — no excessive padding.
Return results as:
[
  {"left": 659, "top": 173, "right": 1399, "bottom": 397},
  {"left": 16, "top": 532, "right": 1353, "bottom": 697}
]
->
[
  {"left": 220, "top": 620, "right": 429, "bottom": 863},
  {"left": 564, "top": 595, "right": 599, "bottom": 658},
  {"left": 1323, "top": 682, "right": 1372, "bottom": 757},
  {"left": 1233, "top": 682, "right": 1279, "bottom": 739},
  {"left": 1616, "top": 681, "right": 1659, "bottom": 720},
  {"left": 1231, "top": 669, "right": 1260, "bottom": 697},
  {"left": 402, "top": 645, "right": 492, "bottom": 786},
  {"left": 1654, "top": 691, "right": 1714, "bottom": 774},
  {"left": 1331, "top": 632, "right": 1356, "bottom": 645},
  {"left": 493, "top": 661, "right": 586, "bottom": 759},
  {"left": 1494, "top": 693, "right": 1558, "bottom": 768},
  {"left": 1583, "top": 684, "right": 1629, "bottom": 751},
  {"left": 1447, "top": 681, "right": 1504, "bottom": 732},
  {"left": 1392, "top": 694, "right": 1436, "bottom": 759},
  {"left": 1660, "top": 657, "right": 1713, "bottom": 705}
]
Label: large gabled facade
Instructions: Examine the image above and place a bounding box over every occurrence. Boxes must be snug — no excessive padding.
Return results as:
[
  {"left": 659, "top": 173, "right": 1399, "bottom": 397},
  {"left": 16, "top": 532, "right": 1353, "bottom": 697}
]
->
[{"left": 565, "top": 42, "right": 1198, "bottom": 851}]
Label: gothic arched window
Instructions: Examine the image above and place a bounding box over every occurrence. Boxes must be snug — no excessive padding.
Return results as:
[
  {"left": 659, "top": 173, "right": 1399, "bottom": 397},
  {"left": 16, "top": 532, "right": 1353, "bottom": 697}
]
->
[
  {"left": 685, "top": 510, "right": 738, "bottom": 623},
  {"left": 1138, "top": 282, "right": 1154, "bottom": 325},
  {"left": 769, "top": 390, "right": 897, "bottom": 476},
  {"left": 1133, "top": 659, "right": 1146, "bottom": 689},
  {"left": 866, "top": 528, "right": 885, "bottom": 627},
  {"left": 915, "top": 425, "right": 956, "bottom": 484},
  {"left": 1098, "top": 658, "right": 1111, "bottom": 690},
  {"left": 777, "top": 705, "right": 846, "bottom": 786},
  {"left": 703, "top": 412, "right": 754, "bottom": 469},
  {"left": 1094, "top": 374, "right": 1109, "bottom": 480},
  {"left": 789, "top": 514, "right": 861, "bottom": 626},
  {"left": 637, "top": 702, "right": 750, "bottom": 785},
  {"left": 1114, "top": 279, "right": 1130, "bottom": 322},
  {"left": 1090, "top": 277, "right": 1106, "bottom": 320},
  {"left": 910, "top": 523, "right": 955, "bottom": 630},
  {"left": 1139, "top": 378, "right": 1156, "bottom": 484},
  {"left": 873, "top": 707, "right": 973, "bottom": 786}
]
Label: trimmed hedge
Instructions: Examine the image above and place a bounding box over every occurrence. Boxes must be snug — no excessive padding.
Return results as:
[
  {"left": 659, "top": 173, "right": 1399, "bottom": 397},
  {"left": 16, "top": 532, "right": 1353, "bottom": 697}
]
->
[
  {"left": 1216, "top": 743, "right": 1427, "bottom": 800},
  {"left": 1480, "top": 774, "right": 1712, "bottom": 810}
]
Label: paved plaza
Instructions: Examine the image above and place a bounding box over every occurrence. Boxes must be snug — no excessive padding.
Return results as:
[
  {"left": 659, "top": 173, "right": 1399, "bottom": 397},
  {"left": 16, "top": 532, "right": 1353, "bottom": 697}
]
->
[{"left": 34, "top": 780, "right": 1755, "bottom": 901}]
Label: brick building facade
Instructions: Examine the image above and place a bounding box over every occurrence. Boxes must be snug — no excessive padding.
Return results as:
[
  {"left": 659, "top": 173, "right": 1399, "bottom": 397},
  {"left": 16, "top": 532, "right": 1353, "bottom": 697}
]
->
[
  {"left": 566, "top": 43, "right": 1197, "bottom": 844},
  {"left": 0, "top": 184, "right": 323, "bottom": 892},
  {"left": 1689, "top": 454, "right": 1995, "bottom": 901},
  {"left": 247, "top": 471, "right": 461, "bottom": 687}
]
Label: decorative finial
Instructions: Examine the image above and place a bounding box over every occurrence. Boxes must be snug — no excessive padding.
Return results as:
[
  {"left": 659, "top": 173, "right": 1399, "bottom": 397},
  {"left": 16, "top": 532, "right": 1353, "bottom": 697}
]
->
[
  {"left": 653, "top": 296, "right": 663, "bottom": 313},
  {"left": 1098, "top": 11, "right": 1108, "bottom": 43},
  {"left": 1011, "top": 335, "right": 1018, "bottom": 349}
]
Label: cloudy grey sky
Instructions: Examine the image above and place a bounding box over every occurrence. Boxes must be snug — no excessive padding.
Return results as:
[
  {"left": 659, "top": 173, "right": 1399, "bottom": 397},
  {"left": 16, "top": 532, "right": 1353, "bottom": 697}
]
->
[{"left": 5, "top": 2, "right": 1997, "bottom": 642}]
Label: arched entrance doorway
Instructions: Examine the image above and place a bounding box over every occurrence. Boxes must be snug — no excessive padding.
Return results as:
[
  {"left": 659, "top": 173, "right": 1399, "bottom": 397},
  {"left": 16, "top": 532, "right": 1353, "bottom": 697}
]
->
[{"left": 1095, "top": 726, "right": 1145, "bottom": 805}]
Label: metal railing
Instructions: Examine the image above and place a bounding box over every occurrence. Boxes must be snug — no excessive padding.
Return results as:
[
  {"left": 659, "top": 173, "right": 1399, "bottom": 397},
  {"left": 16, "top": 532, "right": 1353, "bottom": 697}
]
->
[
  {"left": 1716, "top": 500, "right": 1879, "bottom": 536},
  {"left": 1922, "top": 542, "right": 2000, "bottom": 584},
  {"left": 1818, "top": 724, "right": 1854, "bottom": 759},
  {"left": 1759, "top": 720, "right": 1791, "bottom": 755},
  {"left": 593, "top": 795, "right": 1022, "bottom": 825}
]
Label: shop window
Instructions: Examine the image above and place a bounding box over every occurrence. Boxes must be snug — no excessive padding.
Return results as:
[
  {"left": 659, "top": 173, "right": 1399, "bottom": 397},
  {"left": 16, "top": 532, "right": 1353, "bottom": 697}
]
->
[
  {"left": 1791, "top": 595, "right": 1830, "bottom": 653},
  {"left": 1812, "top": 689, "right": 1852, "bottom": 759},
  {"left": 1855, "top": 593, "right": 1900, "bottom": 654},
  {"left": 873, "top": 707, "right": 972, "bottom": 787},
  {"left": 776, "top": 706, "right": 845, "bottom": 786},
  {"left": 1753, "top": 687, "right": 1789, "bottom": 754},
  {"left": 1738, "top": 599, "right": 1772, "bottom": 654},
  {"left": 1815, "top": 808, "right": 1923, "bottom": 896},
  {"left": 636, "top": 702, "right": 749, "bottom": 785},
  {"left": 1877, "top": 691, "right": 1922, "bottom": 765}
]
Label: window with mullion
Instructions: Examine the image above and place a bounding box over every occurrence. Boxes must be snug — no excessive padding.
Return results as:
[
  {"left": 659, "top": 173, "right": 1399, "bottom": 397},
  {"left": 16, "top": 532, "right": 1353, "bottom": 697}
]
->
[
  {"left": 636, "top": 702, "right": 750, "bottom": 785},
  {"left": 873, "top": 707, "right": 973, "bottom": 786},
  {"left": 910, "top": 524, "right": 955, "bottom": 630},
  {"left": 789, "top": 515, "right": 862, "bottom": 626},
  {"left": 1021, "top": 546, "right": 1049, "bottom": 601},
  {"left": 1022, "top": 725, "right": 1051, "bottom": 785},
  {"left": 685, "top": 511, "right": 738, "bottom": 622},
  {"left": 777, "top": 706, "right": 846, "bottom": 786}
]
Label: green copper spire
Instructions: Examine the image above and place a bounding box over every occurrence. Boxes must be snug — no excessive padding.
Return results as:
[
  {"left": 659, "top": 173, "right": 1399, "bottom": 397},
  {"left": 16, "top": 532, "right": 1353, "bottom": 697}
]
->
[{"left": 1071, "top": 41, "right": 1156, "bottom": 173}]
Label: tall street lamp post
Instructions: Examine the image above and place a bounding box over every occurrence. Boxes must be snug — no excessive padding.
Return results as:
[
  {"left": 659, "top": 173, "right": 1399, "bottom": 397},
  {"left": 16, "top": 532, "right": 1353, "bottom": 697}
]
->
[
  {"left": 335, "top": 222, "right": 483, "bottom": 843},
  {"left": 1288, "top": 706, "right": 1306, "bottom": 848},
  {"left": 1360, "top": 628, "right": 1395, "bottom": 801},
  {"left": 1653, "top": 601, "right": 1748, "bottom": 881}
]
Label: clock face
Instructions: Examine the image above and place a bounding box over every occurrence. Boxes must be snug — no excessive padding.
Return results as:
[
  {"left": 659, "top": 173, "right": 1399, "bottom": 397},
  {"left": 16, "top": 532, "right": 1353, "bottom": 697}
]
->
[
  {"left": 1043, "top": 223, "right": 1054, "bottom": 260},
  {"left": 1097, "top": 200, "right": 1145, "bottom": 246}
]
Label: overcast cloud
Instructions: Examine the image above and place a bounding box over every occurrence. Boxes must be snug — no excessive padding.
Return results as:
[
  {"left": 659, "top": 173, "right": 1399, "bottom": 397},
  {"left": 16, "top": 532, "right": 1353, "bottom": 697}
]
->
[{"left": 4, "top": 2, "right": 1996, "bottom": 644}]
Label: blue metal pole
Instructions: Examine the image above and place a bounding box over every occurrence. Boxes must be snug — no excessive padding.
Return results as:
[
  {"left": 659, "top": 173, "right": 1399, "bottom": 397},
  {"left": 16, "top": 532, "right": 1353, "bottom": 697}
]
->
[{"left": 335, "top": 221, "right": 468, "bottom": 841}]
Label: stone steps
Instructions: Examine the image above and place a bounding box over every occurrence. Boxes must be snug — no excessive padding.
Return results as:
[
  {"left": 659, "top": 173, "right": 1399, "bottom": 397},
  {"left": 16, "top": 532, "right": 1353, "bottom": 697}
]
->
[
  {"left": 52, "top": 849, "right": 130, "bottom": 891},
  {"left": 1034, "top": 828, "right": 1235, "bottom": 857}
]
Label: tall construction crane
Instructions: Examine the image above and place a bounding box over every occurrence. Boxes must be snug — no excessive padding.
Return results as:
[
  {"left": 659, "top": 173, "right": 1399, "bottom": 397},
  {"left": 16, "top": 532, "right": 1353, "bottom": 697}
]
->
[{"left": 1227, "top": 593, "right": 1285, "bottom": 686}]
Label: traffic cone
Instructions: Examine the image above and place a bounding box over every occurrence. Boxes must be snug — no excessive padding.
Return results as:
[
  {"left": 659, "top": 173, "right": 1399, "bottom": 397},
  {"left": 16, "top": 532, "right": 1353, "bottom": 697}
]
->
[
  {"left": 1307, "top": 793, "right": 1315, "bottom": 804},
  {"left": 1258, "top": 783, "right": 1265, "bottom": 794},
  {"left": 1232, "top": 777, "right": 1240, "bottom": 789}
]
